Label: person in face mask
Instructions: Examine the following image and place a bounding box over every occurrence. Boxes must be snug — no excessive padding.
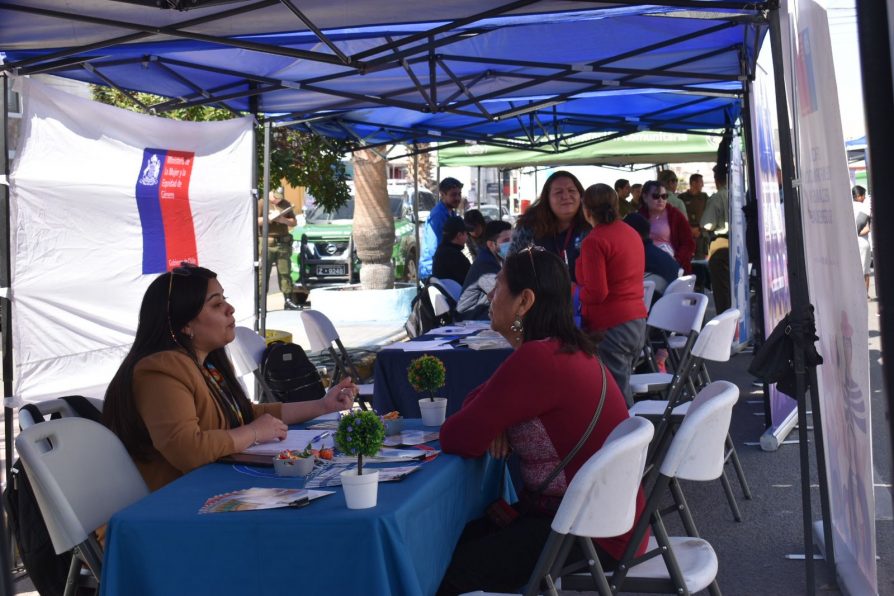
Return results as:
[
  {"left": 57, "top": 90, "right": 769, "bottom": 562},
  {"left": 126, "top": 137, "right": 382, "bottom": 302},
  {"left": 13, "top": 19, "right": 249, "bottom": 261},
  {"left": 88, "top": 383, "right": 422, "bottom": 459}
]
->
[{"left": 456, "top": 220, "right": 512, "bottom": 321}]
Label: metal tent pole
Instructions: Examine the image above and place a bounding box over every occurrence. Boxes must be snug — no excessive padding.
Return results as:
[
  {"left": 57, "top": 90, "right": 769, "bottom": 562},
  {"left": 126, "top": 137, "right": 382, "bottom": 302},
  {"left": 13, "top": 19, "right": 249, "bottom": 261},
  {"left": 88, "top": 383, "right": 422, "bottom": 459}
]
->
[
  {"left": 412, "top": 144, "right": 421, "bottom": 286},
  {"left": 769, "top": 6, "right": 835, "bottom": 590},
  {"left": 0, "top": 75, "right": 13, "bottom": 494},
  {"left": 259, "top": 120, "right": 271, "bottom": 336},
  {"left": 856, "top": 0, "right": 894, "bottom": 483}
]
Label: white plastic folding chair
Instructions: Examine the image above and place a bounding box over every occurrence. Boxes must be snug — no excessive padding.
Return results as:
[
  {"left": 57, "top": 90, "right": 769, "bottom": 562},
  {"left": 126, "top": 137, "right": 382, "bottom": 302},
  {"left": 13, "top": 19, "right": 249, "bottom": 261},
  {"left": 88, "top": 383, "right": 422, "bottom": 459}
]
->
[
  {"left": 642, "top": 279, "right": 656, "bottom": 312},
  {"left": 631, "top": 309, "right": 750, "bottom": 520},
  {"left": 428, "top": 285, "right": 452, "bottom": 317},
  {"left": 631, "top": 292, "right": 708, "bottom": 394},
  {"left": 227, "top": 326, "right": 276, "bottom": 402},
  {"left": 18, "top": 397, "right": 105, "bottom": 430},
  {"left": 664, "top": 274, "right": 696, "bottom": 295},
  {"left": 609, "top": 381, "right": 739, "bottom": 596},
  {"left": 16, "top": 418, "right": 149, "bottom": 596},
  {"left": 300, "top": 310, "right": 374, "bottom": 405},
  {"left": 462, "top": 417, "right": 654, "bottom": 596}
]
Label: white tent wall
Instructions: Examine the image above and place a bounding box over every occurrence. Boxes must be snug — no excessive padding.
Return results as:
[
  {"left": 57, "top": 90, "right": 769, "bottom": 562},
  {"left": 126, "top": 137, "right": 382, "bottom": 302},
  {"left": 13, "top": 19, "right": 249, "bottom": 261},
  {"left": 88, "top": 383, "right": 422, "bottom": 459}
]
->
[{"left": 7, "top": 78, "right": 255, "bottom": 403}]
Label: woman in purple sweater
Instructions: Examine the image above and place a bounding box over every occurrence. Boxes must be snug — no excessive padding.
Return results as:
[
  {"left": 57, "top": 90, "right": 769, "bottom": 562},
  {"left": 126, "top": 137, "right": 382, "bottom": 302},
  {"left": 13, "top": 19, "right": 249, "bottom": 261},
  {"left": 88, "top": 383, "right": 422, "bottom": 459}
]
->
[{"left": 438, "top": 248, "right": 647, "bottom": 595}]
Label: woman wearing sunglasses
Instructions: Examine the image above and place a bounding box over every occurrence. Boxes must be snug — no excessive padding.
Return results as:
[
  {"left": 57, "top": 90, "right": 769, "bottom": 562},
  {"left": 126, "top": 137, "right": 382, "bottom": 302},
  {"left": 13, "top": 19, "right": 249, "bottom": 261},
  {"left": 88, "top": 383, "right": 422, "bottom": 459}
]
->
[
  {"left": 437, "top": 248, "right": 645, "bottom": 595},
  {"left": 103, "top": 265, "right": 356, "bottom": 492},
  {"left": 508, "top": 171, "right": 591, "bottom": 282},
  {"left": 576, "top": 184, "right": 647, "bottom": 404},
  {"left": 637, "top": 179, "right": 695, "bottom": 274}
]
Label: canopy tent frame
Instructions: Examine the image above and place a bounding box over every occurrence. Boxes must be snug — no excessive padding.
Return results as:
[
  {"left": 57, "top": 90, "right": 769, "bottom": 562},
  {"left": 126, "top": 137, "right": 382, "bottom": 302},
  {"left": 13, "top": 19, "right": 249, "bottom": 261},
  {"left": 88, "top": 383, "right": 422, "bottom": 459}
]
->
[
  {"left": 0, "top": 0, "right": 767, "bottom": 151},
  {"left": 2, "top": 2, "right": 846, "bottom": 592}
]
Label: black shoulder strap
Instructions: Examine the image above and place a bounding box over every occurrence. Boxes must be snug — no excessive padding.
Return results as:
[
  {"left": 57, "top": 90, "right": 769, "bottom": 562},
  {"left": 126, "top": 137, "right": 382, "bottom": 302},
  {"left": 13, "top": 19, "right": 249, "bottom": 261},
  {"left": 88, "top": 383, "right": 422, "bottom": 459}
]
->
[
  {"left": 58, "top": 396, "right": 103, "bottom": 424},
  {"left": 19, "top": 405, "right": 44, "bottom": 429}
]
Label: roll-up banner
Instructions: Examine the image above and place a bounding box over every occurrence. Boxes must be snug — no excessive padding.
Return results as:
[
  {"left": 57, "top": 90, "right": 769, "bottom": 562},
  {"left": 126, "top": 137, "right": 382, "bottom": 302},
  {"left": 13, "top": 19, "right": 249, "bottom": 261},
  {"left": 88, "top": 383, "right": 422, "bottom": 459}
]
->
[
  {"left": 729, "top": 133, "right": 751, "bottom": 349},
  {"left": 783, "top": 1, "right": 877, "bottom": 593},
  {"left": 8, "top": 77, "right": 255, "bottom": 402},
  {"left": 750, "top": 67, "right": 797, "bottom": 432}
]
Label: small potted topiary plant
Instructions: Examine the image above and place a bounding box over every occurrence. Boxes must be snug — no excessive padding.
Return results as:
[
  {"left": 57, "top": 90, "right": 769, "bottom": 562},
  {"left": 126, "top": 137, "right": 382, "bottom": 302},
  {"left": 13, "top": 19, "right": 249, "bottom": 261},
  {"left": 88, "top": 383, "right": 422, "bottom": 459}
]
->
[
  {"left": 407, "top": 354, "right": 448, "bottom": 426},
  {"left": 334, "top": 410, "right": 386, "bottom": 509}
]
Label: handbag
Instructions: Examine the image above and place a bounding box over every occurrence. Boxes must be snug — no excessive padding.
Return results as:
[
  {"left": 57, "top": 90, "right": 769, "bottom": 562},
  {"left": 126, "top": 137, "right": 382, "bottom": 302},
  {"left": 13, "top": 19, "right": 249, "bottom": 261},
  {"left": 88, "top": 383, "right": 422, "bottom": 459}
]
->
[
  {"left": 486, "top": 361, "right": 608, "bottom": 528},
  {"left": 749, "top": 305, "right": 823, "bottom": 397}
]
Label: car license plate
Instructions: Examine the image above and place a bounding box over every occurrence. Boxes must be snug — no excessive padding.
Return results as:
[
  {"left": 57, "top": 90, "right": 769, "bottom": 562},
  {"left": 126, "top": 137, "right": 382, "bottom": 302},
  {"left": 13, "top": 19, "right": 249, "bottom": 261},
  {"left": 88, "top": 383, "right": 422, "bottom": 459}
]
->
[{"left": 316, "top": 264, "right": 347, "bottom": 276}]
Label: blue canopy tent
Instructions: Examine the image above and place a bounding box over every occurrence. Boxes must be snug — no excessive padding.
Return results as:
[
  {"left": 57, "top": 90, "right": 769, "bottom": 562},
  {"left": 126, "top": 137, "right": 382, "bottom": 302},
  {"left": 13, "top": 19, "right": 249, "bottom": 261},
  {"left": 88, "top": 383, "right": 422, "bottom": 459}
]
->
[
  {"left": 0, "top": 1, "right": 765, "bottom": 147},
  {"left": 1, "top": 2, "right": 842, "bottom": 593}
]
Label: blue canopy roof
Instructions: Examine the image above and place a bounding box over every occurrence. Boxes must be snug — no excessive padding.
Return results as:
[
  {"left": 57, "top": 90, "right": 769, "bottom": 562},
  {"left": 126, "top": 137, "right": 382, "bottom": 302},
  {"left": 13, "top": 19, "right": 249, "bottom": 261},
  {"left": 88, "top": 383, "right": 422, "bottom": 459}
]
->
[{"left": 0, "top": 0, "right": 769, "bottom": 149}]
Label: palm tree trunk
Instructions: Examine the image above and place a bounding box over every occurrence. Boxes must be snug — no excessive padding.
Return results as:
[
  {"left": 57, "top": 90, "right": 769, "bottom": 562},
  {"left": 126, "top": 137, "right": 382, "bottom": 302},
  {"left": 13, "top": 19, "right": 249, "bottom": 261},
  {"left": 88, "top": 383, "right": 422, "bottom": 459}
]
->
[{"left": 352, "top": 148, "right": 395, "bottom": 289}]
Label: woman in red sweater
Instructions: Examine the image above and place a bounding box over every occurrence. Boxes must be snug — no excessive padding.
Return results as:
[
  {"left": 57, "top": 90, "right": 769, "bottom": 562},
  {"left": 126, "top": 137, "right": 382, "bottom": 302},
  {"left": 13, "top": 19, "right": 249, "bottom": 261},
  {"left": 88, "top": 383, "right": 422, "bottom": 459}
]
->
[
  {"left": 438, "top": 248, "right": 647, "bottom": 595},
  {"left": 576, "top": 183, "right": 647, "bottom": 405},
  {"left": 638, "top": 180, "right": 695, "bottom": 274}
]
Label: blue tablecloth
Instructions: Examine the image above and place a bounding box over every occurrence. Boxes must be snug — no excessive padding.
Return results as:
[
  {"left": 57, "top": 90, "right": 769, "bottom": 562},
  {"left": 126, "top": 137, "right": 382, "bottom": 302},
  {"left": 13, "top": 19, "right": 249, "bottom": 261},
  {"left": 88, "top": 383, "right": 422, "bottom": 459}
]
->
[
  {"left": 372, "top": 337, "right": 512, "bottom": 418},
  {"left": 100, "top": 422, "right": 509, "bottom": 596}
]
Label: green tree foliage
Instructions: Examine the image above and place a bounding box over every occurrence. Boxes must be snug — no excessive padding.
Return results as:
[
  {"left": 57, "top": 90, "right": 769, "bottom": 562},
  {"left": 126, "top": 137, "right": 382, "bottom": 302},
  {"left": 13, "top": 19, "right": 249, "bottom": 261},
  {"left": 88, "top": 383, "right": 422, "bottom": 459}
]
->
[{"left": 91, "top": 86, "right": 351, "bottom": 211}]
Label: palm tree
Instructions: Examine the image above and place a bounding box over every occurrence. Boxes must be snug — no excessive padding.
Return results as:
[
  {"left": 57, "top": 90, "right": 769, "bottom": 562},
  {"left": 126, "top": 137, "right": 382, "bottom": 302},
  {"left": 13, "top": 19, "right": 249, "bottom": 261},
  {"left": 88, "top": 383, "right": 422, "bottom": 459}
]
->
[{"left": 352, "top": 148, "right": 395, "bottom": 289}]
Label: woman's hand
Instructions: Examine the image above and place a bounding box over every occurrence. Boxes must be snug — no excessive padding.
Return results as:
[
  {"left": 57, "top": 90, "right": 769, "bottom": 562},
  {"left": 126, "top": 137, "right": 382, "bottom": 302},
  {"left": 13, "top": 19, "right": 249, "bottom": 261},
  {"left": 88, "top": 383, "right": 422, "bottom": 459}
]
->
[
  {"left": 488, "top": 432, "right": 511, "bottom": 459},
  {"left": 322, "top": 377, "right": 358, "bottom": 413},
  {"left": 248, "top": 413, "right": 288, "bottom": 444}
]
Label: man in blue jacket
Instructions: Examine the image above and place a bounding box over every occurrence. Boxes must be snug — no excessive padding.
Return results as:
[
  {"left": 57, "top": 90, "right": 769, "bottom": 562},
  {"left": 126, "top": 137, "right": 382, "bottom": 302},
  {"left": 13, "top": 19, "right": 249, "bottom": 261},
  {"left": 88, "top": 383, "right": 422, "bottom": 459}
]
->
[{"left": 419, "top": 177, "right": 463, "bottom": 280}]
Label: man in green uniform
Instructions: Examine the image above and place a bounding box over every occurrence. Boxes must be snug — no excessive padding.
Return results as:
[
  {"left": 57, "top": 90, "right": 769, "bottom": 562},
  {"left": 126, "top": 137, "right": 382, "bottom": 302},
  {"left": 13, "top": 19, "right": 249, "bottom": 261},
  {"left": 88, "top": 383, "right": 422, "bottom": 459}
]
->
[{"left": 259, "top": 187, "right": 299, "bottom": 310}]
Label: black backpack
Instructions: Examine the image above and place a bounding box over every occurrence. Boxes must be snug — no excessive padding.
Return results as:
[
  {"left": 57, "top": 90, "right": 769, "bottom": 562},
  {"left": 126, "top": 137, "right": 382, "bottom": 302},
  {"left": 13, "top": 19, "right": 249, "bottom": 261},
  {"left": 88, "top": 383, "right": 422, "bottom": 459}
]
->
[
  {"left": 261, "top": 342, "right": 325, "bottom": 403},
  {"left": 405, "top": 281, "right": 456, "bottom": 339},
  {"left": 3, "top": 396, "right": 103, "bottom": 596}
]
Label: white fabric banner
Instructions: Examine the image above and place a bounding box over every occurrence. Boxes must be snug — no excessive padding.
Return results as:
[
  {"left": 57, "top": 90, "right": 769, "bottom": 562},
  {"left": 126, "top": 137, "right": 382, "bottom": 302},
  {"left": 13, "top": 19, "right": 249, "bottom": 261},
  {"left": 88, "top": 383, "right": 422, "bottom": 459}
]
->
[
  {"left": 8, "top": 77, "right": 255, "bottom": 403},
  {"left": 784, "top": 2, "right": 877, "bottom": 593}
]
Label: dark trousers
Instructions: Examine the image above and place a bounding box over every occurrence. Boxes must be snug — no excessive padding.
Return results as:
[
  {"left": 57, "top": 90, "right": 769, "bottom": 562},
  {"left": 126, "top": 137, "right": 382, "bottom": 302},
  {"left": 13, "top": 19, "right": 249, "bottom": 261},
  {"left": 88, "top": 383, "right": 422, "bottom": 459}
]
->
[
  {"left": 597, "top": 318, "right": 647, "bottom": 407},
  {"left": 437, "top": 509, "right": 617, "bottom": 595},
  {"left": 709, "top": 247, "right": 730, "bottom": 314}
]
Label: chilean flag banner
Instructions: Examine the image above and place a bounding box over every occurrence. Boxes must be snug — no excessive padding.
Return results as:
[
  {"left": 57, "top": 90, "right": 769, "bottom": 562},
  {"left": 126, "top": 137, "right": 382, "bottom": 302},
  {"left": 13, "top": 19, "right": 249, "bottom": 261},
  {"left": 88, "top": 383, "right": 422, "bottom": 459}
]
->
[
  {"left": 8, "top": 77, "right": 255, "bottom": 402},
  {"left": 135, "top": 148, "right": 198, "bottom": 273}
]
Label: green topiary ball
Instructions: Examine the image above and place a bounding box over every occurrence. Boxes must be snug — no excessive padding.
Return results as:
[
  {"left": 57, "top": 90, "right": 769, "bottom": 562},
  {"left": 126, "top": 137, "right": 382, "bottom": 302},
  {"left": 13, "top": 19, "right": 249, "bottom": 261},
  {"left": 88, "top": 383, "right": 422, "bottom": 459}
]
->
[{"left": 334, "top": 410, "right": 386, "bottom": 458}]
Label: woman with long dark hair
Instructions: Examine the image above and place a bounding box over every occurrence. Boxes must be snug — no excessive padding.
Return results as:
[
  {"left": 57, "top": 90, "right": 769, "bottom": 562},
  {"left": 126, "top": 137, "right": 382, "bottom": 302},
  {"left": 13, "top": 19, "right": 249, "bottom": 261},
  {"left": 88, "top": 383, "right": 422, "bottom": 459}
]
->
[
  {"left": 638, "top": 179, "right": 695, "bottom": 274},
  {"left": 509, "top": 170, "right": 590, "bottom": 281},
  {"left": 103, "top": 264, "right": 355, "bottom": 491},
  {"left": 438, "top": 249, "right": 646, "bottom": 595},
  {"left": 577, "top": 183, "right": 648, "bottom": 404}
]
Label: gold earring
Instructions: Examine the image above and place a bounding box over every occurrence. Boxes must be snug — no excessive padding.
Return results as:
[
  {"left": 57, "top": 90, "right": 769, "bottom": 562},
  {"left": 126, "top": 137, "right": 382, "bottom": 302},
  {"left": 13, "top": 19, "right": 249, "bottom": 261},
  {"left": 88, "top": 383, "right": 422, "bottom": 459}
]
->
[{"left": 509, "top": 314, "right": 524, "bottom": 343}]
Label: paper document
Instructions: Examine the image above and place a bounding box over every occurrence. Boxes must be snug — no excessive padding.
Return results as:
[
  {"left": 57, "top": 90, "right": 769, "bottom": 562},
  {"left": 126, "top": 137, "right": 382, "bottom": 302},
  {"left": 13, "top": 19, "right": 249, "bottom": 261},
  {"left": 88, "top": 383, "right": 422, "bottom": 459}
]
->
[
  {"left": 240, "top": 430, "right": 334, "bottom": 456},
  {"left": 427, "top": 326, "right": 479, "bottom": 336},
  {"left": 330, "top": 448, "right": 435, "bottom": 464},
  {"left": 304, "top": 464, "right": 421, "bottom": 488},
  {"left": 199, "top": 488, "right": 333, "bottom": 513},
  {"left": 380, "top": 340, "right": 454, "bottom": 351}
]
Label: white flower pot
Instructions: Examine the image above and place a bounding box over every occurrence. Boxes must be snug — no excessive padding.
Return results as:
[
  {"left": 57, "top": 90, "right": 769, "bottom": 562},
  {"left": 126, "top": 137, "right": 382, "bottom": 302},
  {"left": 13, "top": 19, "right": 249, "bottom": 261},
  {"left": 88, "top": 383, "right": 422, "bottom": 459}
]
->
[
  {"left": 340, "top": 469, "right": 380, "bottom": 509},
  {"left": 418, "top": 397, "right": 448, "bottom": 426}
]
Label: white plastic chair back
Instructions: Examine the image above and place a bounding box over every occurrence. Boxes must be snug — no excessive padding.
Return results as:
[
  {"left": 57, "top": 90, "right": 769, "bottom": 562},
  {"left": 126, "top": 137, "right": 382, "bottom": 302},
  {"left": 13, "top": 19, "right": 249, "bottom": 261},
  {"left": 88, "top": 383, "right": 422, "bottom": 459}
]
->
[
  {"left": 551, "top": 417, "right": 653, "bottom": 538},
  {"left": 227, "top": 326, "right": 269, "bottom": 378},
  {"left": 430, "top": 276, "right": 462, "bottom": 302},
  {"left": 18, "top": 398, "right": 105, "bottom": 430},
  {"left": 15, "top": 418, "right": 149, "bottom": 555},
  {"left": 665, "top": 274, "right": 696, "bottom": 295},
  {"left": 647, "top": 292, "right": 708, "bottom": 335},
  {"left": 300, "top": 310, "right": 340, "bottom": 352},
  {"left": 659, "top": 381, "right": 738, "bottom": 482},
  {"left": 691, "top": 309, "right": 740, "bottom": 363},
  {"left": 642, "top": 279, "right": 656, "bottom": 311},
  {"left": 428, "top": 285, "right": 451, "bottom": 317}
]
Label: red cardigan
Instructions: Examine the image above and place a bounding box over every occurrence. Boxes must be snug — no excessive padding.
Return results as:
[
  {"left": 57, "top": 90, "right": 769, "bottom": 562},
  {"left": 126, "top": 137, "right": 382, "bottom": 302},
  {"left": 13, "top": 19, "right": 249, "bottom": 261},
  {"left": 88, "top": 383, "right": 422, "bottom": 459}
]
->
[
  {"left": 440, "top": 339, "right": 648, "bottom": 561},
  {"left": 638, "top": 203, "right": 695, "bottom": 274},
  {"left": 575, "top": 221, "right": 648, "bottom": 332}
]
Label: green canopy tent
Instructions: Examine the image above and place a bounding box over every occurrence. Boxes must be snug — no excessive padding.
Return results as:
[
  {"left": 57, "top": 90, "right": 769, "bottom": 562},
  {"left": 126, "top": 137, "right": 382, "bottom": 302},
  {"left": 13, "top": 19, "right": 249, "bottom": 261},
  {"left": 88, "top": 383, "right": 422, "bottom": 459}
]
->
[{"left": 437, "top": 130, "right": 721, "bottom": 168}]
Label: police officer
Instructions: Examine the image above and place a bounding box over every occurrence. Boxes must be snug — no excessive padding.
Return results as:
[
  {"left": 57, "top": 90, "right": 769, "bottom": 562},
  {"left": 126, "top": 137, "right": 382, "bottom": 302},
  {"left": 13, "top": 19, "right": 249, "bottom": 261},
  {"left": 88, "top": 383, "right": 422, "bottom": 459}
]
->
[{"left": 259, "top": 187, "right": 299, "bottom": 310}]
